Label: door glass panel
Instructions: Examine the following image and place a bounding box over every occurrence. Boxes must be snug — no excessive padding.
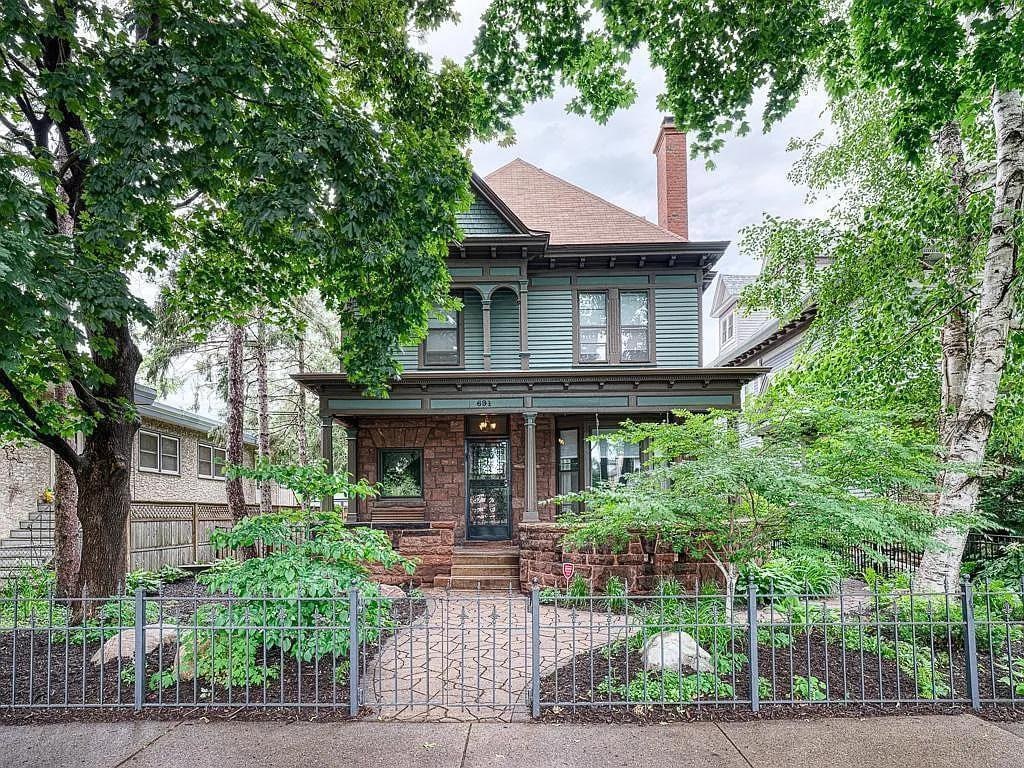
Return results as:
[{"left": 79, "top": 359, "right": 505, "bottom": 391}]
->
[
  {"left": 557, "top": 428, "right": 579, "bottom": 515},
  {"left": 590, "top": 429, "right": 640, "bottom": 488},
  {"left": 466, "top": 439, "right": 511, "bottom": 540}
]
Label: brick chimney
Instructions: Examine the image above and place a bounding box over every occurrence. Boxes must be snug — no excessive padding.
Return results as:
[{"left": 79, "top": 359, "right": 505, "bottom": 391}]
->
[{"left": 653, "top": 116, "right": 688, "bottom": 239}]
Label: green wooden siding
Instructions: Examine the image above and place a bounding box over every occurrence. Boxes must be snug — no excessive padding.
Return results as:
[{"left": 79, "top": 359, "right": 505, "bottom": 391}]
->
[
  {"left": 463, "top": 291, "right": 484, "bottom": 370},
  {"left": 457, "top": 194, "right": 516, "bottom": 236},
  {"left": 527, "top": 290, "right": 574, "bottom": 369},
  {"left": 395, "top": 344, "right": 418, "bottom": 372},
  {"left": 490, "top": 289, "right": 521, "bottom": 369},
  {"left": 655, "top": 287, "right": 700, "bottom": 367}
]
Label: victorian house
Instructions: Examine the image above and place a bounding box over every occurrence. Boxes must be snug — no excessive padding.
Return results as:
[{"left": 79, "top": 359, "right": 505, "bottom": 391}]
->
[{"left": 296, "top": 118, "right": 764, "bottom": 588}]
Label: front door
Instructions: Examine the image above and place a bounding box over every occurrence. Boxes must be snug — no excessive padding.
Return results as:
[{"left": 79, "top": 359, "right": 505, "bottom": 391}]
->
[{"left": 465, "top": 438, "right": 511, "bottom": 540}]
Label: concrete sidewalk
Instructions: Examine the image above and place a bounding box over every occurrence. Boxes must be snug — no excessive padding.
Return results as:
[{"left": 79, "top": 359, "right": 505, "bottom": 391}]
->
[{"left": 2, "top": 715, "right": 1023, "bottom": 768}]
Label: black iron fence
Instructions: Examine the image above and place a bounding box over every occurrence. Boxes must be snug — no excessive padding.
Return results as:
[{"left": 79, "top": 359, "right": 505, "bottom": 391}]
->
[{"left": 2, "top": 578, "right": 1023, "bottom": 717}]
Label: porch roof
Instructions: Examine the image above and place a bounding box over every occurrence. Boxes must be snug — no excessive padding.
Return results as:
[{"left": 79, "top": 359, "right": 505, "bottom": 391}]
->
[{"left": 295, "top": 367, "right": 768, "bottom": 417}]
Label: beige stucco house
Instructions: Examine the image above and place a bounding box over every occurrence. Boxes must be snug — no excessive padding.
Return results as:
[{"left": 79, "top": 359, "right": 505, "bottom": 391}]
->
[{"left": 0, "top": 384, "right": 290, "bottom": 574}]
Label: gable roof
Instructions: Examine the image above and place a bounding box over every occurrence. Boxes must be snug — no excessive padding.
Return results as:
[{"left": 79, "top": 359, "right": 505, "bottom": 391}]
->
[
  {"left": 484, "top": 159, "right": 686, "bottom": 246},
  {"left": 710, "top": 274, "right": 758, "bottom": 317},
  {"left": 456, "top": 173, "right": 536, "bottom": 238}
]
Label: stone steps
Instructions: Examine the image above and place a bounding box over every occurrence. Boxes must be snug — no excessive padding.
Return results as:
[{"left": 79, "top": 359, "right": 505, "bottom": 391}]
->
[{"left": 434, "top": 545, "right": 521, "bottom": 591}]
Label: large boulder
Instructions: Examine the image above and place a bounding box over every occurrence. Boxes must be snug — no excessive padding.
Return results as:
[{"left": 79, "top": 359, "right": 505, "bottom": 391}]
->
[
  {"left": 377, "top": 584, "right": 407, "bottom": 599},
  {"left": 90, "top": 625, "right": 178, "bottom": 666},
  {"left": 640, "top": 631, "right": 714, "bottom": 674}
]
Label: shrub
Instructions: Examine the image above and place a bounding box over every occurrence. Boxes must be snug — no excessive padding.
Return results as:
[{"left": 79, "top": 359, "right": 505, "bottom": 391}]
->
[
  {"left": 152, "top": 508, "right": 412, "bottom": 689},
  {"left": 741, "top": 547, "right": 849, "bottom": 597},
  {"left": 791, "top": 675, "right": 826, "bottom": 702},
  {"left": 0, "top": 567, "right": 69, "bottom": 628},
  {"left": 977, "top": 543, "right": 1024, "bottom": 582},
  {"left": 603, "top": 575, "right": 627, "bottom": 612}
]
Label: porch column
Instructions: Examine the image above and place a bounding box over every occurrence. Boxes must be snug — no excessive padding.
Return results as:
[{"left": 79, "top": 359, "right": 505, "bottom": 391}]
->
[
  {"left": 482, "top": 297, "right": 492, "bottom": 370},
  {"left": 523, "top": 411, "right": 538, "bottom": 522},
  {"left": 345, "top": 424, "right": 358, "bottom": 522},
  {"left": 320, "top": 415, "right": 334, "bottom": 512}
]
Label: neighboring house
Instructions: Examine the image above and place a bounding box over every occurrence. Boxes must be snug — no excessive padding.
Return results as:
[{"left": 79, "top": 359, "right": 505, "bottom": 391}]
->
[
  {"left": 295, "top": 117, "right": 765, "bottom": 587},
  {"left": 0, "top": 383, "right": 289, "bottom": 574},
  {"left": 708, "top": 273, "right": 817, "bottom": 400}
]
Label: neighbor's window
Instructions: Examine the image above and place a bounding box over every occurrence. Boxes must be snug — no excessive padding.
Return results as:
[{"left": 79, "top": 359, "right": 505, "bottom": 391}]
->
[
  {"left": 198, "top": 444, "right": 227, "bottom": 479},
  {"left": 577, "top": 291, "right": 609, "bottom": 363},
  {"left": 720, "top": 312, "right": 735, "bottom": 346},
  {"left": 619, "top": 291, "right": 650, "bottom": 362},
  {"left": 138, "top": 430, "right": 179, "bottom": 474},
  {"left": 589, "top": 429, "right": 640, "bottom": 488},
  {"left": 423, "top": 309, "right": 460, "bottom": 367},
  {"left": 378, "top": 449, "right": 424, "bottom": 498}
]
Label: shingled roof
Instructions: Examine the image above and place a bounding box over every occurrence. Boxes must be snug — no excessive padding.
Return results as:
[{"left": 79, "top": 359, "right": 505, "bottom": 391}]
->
[{"left": 484, "top": 158, "right": 686, "bottom": 246}]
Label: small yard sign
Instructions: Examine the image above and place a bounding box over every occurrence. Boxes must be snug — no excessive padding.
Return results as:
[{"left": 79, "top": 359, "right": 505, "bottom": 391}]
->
[{"left": 562, "top": 562, "right": 575, "bottom": 581}]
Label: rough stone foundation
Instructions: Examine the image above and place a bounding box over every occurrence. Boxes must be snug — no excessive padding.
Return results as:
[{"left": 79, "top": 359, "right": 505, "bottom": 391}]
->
[{"left": 518, "top": 522, "right": 721, "bottom": 594}]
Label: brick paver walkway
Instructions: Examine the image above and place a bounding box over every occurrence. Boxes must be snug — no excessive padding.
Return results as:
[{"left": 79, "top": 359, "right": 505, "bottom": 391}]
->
[{"left": 362, "top": 591, "right": 630, "bottom": 722}]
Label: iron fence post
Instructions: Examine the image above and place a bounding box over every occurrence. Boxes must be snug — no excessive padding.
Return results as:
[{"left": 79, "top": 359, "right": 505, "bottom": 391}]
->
[
  {"left": 530, "top": 585, "right": 541, "bottom": 718},
  {"left": 133, "top": 587, "right": 145, "bottom": 711},
  {"left": 348, "top": 587, "right": 360, "bottom": 717},
  {"left": 747, "top": 582, "right": 759, "bottom": 712},
  {"left": 961, "top": 578, "right": 981, "bottom": 711}
]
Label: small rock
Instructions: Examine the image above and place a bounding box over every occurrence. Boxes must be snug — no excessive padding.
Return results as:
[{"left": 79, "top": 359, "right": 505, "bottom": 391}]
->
[
  {"left": 90, "top": 625, "right": 177, "bottom": 666},
  {"left": 640, "top": 631, "right": 714, "bottom": 673},
  {"left": 378, "top": 584, "right": 407, "bottom": 599}
]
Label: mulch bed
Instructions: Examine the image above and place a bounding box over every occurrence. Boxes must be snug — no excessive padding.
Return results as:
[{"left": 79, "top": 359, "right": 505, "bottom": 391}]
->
[
  {"left": 539, "top": 629, "right": 1024, "bottom": 723},
  {"left": 0, "top": 586, "right": 428, "bottom": 723}
]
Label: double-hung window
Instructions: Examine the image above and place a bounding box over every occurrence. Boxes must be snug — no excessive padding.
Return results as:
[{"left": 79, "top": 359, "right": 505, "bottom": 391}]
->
[
  {"left": 423, "top": 309, "right": 460, "bottom": 367},
  {"left": 198, "top": 444, "right": 227, "bottom": 479},
  {"left": 577, "top": 291, "right": 609, "bottom": 363},
  {"left": 576, "top": 289, "right": 652, "bottom": 364},
  {"left": 138, "top": 430, "right": 179, "bottom": 474}
]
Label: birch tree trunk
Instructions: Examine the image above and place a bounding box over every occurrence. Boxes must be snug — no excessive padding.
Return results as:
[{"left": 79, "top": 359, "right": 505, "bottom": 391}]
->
[
  {"left": 256, "top": 314, "right": 272, "bottom": 514},
  {"left": 916, "top": 89, "right": 1024, "bottom": 592},
  {"left": 226, "top": 324, "right": 247, "bottom": 524}
]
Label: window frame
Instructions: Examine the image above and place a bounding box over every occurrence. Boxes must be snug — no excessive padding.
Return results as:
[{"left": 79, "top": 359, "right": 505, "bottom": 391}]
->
[
  {"left": 573, "top": 287, "right": 655, "bottom": 365},
  {"left": 377, "top": 447, "right": 425, "bottom": 500},
  {"left": 197, "top": 442, "right": 228, "bottom": 480},
  {"left": 138, "top": 429, "right": 180, "bottom": 476},
  {"left": 720, "top": 311, "right": 735, "bottom": 346},
  {"left": 419, "top": 300, "right": 464, "bottom": 369}
]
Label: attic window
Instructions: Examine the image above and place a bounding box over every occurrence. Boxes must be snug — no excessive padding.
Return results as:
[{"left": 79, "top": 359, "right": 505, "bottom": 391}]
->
[{"left": 720, "top": 312, "right": 735, "bottom": 346}]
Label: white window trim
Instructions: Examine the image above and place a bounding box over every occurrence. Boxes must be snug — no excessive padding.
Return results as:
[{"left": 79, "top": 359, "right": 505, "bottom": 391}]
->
[
  {"left": 138, "top": 430, "right": 180, "bottom": 476},
  {"left": 197, "top": 442, "right": 228, "bottom": 481},
  {"left": 720, "top": 312, "right": 735, "bottom": 346}
]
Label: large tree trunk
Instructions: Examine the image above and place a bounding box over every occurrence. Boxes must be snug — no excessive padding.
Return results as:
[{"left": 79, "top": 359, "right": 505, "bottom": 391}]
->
[
  {"left": 74, "top": 322, "right": 142, "bottom": 599},
  {"left": 226, "top": 324, "right": 247, "bottom": 523},
  {"left": 52, "top": 384, "right": 81, "bottom": 600},
  {"left": 916, "top": 90, "right": 1024, "bottom": 592},
  {"left": 256, "top": 314, "right": 272, "bottom": 514}
]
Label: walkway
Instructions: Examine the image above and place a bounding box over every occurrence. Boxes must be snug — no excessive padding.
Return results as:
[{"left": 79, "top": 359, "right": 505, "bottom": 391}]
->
[
  {"left": 363, "top": 591, "right": 629, "bottom": 722},
  {"left": 4, "top": 715, "right": 1023, "bottom": 768}
]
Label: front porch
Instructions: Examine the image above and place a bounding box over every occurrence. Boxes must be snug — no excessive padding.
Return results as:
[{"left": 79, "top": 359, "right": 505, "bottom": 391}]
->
[{"left": 296, "top": 367, "right": 765, "bottom": 588}]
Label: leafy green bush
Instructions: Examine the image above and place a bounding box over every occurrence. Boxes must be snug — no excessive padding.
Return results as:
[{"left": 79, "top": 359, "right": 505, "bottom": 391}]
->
[
  {"left": 153, "top": 507, "right": 412, "bottom": 689},
  {"left": 791, "top": 675, "right": 826, "bottom": 702},
  {"left": 741, "top": 547, "right": 850, "bottom": 597},
  {"left": 977, "top": 543, "right": 1024, "bottom": 582},
  {"left": 599, "top": 670, "right": 735, "bottom": 703},
  {"left": 0, "top": 567, "right": 69, "bottom": 628},
  {"left": 603, "top": 575, "right": 627, "bottom": 612},
  {"left": 125, "top": 569, "right": 163, "bottom": 594}
]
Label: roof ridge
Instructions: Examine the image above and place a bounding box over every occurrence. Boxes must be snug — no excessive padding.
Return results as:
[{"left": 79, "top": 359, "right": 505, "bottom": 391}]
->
[{"left": 486, "top": 158, "right": 687, "bottom": 243}]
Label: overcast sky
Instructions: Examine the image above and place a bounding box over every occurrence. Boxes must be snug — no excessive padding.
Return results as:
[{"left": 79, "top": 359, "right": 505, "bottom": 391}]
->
[{"left": 156, "top": 2, "right": 833, "bottom": 414}]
